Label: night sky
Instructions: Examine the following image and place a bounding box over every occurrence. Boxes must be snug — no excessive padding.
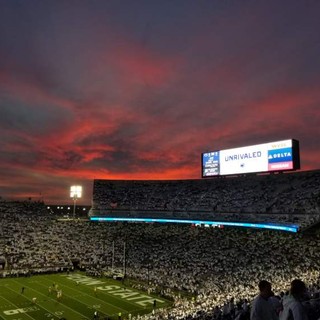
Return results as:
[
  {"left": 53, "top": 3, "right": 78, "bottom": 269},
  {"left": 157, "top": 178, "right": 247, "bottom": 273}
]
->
[{"left": 0, "top": 0, "right": 319, "bottom": 204}]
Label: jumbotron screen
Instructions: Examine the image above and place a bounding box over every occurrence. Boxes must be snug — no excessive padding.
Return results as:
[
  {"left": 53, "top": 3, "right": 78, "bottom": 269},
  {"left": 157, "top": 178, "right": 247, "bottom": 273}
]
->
[{"left": 202, "top": 139, "right": 300, "bottom": 177}]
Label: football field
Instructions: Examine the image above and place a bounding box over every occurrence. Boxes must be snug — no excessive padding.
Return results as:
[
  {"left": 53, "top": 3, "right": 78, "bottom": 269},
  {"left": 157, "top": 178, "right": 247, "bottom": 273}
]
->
[{"left": 0, "top": 272, "right": 172, "bottom": 320}]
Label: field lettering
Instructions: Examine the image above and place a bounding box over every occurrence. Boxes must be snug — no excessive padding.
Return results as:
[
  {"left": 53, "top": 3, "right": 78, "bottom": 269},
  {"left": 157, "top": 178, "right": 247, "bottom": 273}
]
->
[
  {"left": 62, "top": 274, "right": 165, "bottom": 306},
  {"left": 4, "top": 307, "right": 40, "bottom": 316}
]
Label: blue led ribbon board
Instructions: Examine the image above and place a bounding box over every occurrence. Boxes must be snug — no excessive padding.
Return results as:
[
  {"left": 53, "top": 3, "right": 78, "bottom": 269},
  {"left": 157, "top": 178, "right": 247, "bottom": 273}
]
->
[{"left": 90, "top": 217, "right": 298, "bottom": 233}]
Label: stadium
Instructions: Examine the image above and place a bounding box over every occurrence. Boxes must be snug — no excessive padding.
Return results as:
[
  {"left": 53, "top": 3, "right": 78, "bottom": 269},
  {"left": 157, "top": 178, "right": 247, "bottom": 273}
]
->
[
  {"left": 1, "top": 139, "right": 320, "bottom": 320},
  {"left": 1, "top": 0, "right": 320, "bottom": 318}
]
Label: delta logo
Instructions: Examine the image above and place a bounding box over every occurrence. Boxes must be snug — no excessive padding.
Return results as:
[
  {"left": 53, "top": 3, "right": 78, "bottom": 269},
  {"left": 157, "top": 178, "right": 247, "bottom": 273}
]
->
[{"left": 268, "top": 147, "right": 292, "bottom": 163}]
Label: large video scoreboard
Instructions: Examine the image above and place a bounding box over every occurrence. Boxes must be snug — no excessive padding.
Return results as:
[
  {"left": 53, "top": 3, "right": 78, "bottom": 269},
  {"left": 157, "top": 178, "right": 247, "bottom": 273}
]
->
[{"left": 202, "top": 139, "right": 300, "bottom": 177}]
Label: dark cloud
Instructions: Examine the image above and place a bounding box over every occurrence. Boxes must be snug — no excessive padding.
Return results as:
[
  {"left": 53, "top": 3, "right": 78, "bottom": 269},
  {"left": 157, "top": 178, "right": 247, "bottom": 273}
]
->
[{"left": 0, "top": 97, "right": 73, "bottom": 134}]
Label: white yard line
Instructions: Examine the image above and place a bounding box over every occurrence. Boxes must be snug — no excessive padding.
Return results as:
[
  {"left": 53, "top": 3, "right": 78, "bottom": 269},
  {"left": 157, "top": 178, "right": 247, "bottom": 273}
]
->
[{"left": 9, "top": 280, "right": 89, "bottom": 320}]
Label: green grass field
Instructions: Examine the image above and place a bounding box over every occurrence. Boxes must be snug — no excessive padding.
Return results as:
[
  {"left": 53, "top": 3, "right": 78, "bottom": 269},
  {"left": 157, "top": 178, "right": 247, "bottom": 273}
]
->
[{"left": 0, "top": 272, "right": 172, "bottom": 320}]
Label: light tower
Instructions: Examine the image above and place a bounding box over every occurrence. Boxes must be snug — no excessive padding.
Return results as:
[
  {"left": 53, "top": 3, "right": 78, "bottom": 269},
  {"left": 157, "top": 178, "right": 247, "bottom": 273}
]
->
[{"left": 70, "top": 185, "right": 82, "bottom": 219}]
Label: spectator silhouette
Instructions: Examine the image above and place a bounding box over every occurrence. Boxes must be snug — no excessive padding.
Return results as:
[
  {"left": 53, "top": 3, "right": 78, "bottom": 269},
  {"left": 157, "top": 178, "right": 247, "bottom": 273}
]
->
[
  {"left": 280, "top": 279, "right": 309, "bottom": 320},
  {"left": 250, "top": 280, "right": 278, "bottom": 320}
]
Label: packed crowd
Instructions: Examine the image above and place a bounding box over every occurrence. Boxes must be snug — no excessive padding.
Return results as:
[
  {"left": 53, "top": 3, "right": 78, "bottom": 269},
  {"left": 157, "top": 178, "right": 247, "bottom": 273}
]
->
[
  {"left": 0, "top": 200, "right": 320, "bottom": 319},
  {"left": 92, "top": 170, "right": 320, "bottom": 230},
  {"left": 93, "top": 170, "right": 320, "bottom": 214}
]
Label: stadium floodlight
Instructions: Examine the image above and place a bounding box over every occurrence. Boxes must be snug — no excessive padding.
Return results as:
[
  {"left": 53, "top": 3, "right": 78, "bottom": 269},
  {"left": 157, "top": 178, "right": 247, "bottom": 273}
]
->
[{"left": 70, "top": 185, "right": 82, "bottom": 219}]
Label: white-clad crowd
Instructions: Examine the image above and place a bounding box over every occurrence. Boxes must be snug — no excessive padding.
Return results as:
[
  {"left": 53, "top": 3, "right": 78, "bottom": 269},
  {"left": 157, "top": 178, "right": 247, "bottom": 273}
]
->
[
  {"left": 1, "top": 200, "right": 320, "bottom": 319},
  {"left": 92, "top": 170, "right": 320, "bottom": 230}
]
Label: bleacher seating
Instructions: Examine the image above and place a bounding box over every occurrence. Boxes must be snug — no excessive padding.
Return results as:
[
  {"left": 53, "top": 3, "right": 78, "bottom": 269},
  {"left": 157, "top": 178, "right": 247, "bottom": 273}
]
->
[
  {"left": 1, "top": 169, "right": 320, "bottom": 320},
  {"left": 92, "top": 170, "right": 320, "bottom": 230}
]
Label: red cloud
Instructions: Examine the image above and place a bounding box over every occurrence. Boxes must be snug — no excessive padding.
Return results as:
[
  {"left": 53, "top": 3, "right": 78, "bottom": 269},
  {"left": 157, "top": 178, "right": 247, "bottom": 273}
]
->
[{"left": 93, "top": 35, "right": 181, "bottom": 88}]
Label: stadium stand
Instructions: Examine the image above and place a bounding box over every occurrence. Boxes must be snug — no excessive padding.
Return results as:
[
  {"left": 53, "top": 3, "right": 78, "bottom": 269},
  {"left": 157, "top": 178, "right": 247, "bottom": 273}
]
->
[
  {"left": 91, "top": 170, "right": 320, "bottom": 231},
  {"left": 1, "top": 170, "right": 320, "bottom": 319}
]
